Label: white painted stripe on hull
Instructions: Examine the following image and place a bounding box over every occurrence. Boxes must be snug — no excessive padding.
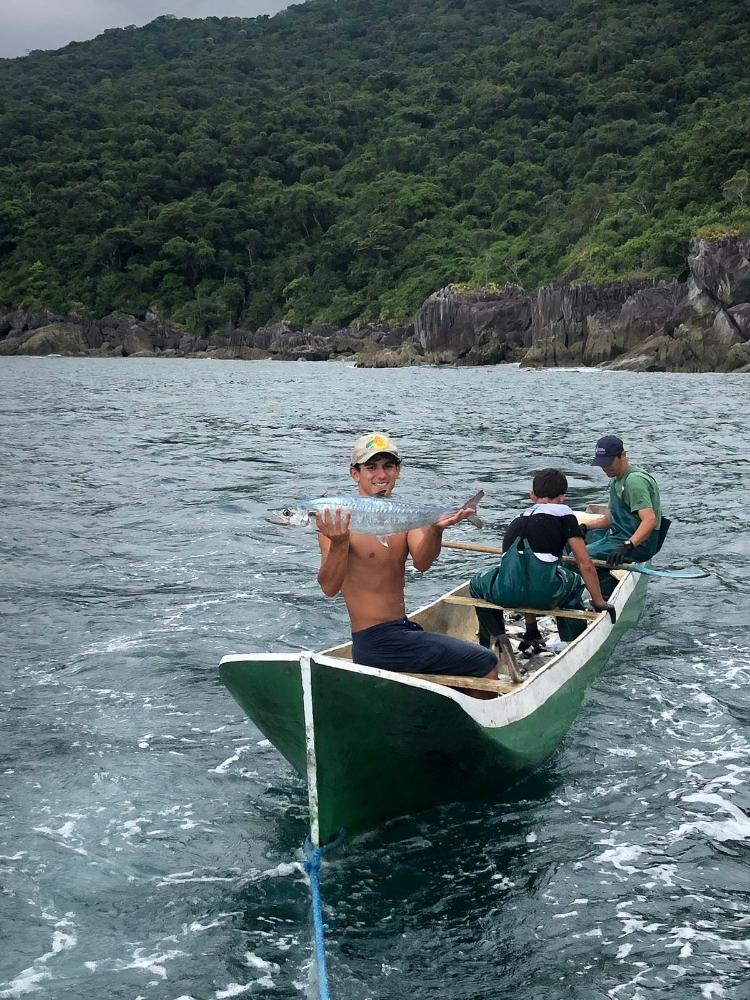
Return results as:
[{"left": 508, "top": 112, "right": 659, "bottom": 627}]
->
[
  {"left": 219, "top": 571, "right": 642, "bottom": 737},
  {"left": 311, "top": 570, "right": 640, "bottom": 730},
  {"left": 300, "top": 653, "right": 320, "bottom": 848}
]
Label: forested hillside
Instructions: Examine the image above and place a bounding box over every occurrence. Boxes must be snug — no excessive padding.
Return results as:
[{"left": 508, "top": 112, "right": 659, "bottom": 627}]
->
[{"left": 0, "top": 0, "right": 748, "bottom": 334}]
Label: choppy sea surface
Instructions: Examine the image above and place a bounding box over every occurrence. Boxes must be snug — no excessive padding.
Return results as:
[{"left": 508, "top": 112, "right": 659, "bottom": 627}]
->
[{"left": 1, "top": 357, "right": 749, "bottom": 1000}]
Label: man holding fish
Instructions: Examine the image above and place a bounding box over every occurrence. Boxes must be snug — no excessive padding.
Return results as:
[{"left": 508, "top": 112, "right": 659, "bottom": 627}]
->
[{"left": 314, "top": 433, "right": 500, "bottom": 691}]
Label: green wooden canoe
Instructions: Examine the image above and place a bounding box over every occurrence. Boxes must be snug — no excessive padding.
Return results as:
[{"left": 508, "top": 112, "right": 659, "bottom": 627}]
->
[{"left": 219, "top": 561, "right": 648, "bottom": 846}]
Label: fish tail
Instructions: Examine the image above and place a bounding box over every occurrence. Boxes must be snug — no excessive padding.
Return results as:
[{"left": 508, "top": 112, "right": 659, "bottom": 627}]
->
[
  {"left": 462, "top": 490, "right": 484, "bottom": 529},
  {"left": 463, "top": 489, "right": 484, "bottom": 508}
]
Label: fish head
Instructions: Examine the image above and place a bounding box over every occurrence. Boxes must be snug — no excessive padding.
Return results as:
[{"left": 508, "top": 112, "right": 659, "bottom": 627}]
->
[{"left": 266, "top": 505, "right": 310, "bottom": 528}]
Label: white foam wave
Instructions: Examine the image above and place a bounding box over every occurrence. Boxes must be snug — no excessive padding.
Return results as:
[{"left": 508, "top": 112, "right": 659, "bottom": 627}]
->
[
  {"left": 117, "top": 947, "right": 186, "bottom": 980},
  {"left": 157, "top": 861, "right": 301, "bottom": 888},
  {"left": 185, "top": 917, "right": 230, "bottom": 934},
  {"left": 209, "top": 745, "right": 252, "bottom": 773},
  {"left": 594, "top": 842, "right": 646, "bottom": 873},
  {"left": 664, "top": 923, "right": 697, "bottom": 959},
  {"left": 80, "top": 633, "right": 153, "bottom": 655},
  {"left": 640, "top": 863, "right": 679, "bottom": 888},
  {"left": 673, "top": 792, "right": 750, "bottom": 843},
  {"left": 215, "top": 984, "right": 252, "bottom": 999},
  {"left": 32, "top": 822, "right": 87, "bottom": 856},
  {"left": 244, "top": 953, "right": 280, "bottom": 978},
  {"left": 701, "top": 765, "right": 749, "bottom": 796},
  {"left": 490, "top": 874, "right": 515, "bottom": 890},
  {"left": 614, "top": 904, "right": 661, "bottom": 937},
  {"left": 0, "top": 916, "right": 77, "bottom": 998},
  {"left": 0, "top": 968, "right": 51, "bottom": 998}
]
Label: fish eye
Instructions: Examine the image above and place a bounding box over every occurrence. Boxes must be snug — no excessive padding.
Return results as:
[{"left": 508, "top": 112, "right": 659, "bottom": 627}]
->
[{"left": 281, "top": 508, "right": 292, "bottom": 517}]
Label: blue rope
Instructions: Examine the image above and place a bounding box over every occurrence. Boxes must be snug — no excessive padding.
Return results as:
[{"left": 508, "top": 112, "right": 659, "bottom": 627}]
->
[{"left": 303, "top": 828, "right": 346, "bottom": 1000}]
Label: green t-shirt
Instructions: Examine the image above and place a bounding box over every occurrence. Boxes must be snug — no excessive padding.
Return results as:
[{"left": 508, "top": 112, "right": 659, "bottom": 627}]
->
[{"left": 610, "top": 465, "right": 662, "bottom": 528}]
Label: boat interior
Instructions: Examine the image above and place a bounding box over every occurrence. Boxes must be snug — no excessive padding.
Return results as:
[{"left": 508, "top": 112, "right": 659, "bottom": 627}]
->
[{"left": 320, "top": 506, "right": 623, "bottom": 695}]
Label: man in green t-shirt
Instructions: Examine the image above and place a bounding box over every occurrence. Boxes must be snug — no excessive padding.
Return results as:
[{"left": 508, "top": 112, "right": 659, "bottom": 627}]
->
[{"left": 584, "top": 435, "right": 670, "bottom": 582}]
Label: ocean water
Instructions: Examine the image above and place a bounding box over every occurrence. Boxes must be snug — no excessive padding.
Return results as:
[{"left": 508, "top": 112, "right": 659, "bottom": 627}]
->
[{"left": 1, "top": 357, "right": 748, "bottom": 1000}]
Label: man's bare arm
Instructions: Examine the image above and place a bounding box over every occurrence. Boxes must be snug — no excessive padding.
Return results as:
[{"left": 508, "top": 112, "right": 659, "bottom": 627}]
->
[
  {"left": 586, "top": 511, "right": 611, "bottom": 531},
  {"left": 408, "top": 505, "right": 479, "bottom": 572},
  {"left": 631, "top": 507, "right": 656, "bottom": 546},
  {"left": 316, "top": 508, "right": 351, "bottom": 597},
  {"left": 408, "top": 524, "right": 443, "bottom": 572},
  {"left": 568, "top": 536, "right": 607, "bottom": 605}
]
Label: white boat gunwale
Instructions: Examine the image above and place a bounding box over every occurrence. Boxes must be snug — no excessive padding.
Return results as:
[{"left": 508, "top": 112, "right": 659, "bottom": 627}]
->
[{"left": 219, "top": 566, "right": 637, "bottom": 729}]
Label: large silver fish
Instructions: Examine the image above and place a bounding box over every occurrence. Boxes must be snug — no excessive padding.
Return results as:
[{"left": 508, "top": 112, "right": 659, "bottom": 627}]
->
[{"left": 267, "top": 490, "right": 484, "bottom": 543}]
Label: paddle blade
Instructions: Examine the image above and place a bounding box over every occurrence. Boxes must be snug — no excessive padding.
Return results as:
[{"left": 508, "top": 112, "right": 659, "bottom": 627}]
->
[{"left": 630, "top": 563, "right": 710, "bottom": 579}]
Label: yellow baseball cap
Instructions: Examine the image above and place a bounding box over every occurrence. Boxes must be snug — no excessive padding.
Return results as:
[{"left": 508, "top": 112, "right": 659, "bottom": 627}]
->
[{"left": 350, "top": 433, "right": 401, "bottom": 466}]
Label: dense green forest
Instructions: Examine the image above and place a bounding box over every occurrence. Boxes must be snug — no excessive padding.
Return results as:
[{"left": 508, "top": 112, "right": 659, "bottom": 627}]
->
[{"left": 0, "top": 0, "right": 748, "bottom": 334}]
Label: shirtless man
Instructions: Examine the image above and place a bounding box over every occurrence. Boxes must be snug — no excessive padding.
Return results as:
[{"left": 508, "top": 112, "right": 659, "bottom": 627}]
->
[{"left": 316, "top": 433, "right": 499, "bottom": 691}]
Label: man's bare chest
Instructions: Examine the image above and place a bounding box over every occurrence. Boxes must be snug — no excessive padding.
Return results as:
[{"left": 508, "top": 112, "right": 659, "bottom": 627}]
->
[{"left": 348, "top": 534, "right": 408, "bottom": 567}]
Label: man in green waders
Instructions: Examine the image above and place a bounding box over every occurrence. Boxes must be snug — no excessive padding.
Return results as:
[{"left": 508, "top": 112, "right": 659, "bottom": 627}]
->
[
  {"left": 585, "top": 435, "right": 670, "bottom": 598},
  {"left": 469, "top": 469, "right": 616, "bottom": 659}
]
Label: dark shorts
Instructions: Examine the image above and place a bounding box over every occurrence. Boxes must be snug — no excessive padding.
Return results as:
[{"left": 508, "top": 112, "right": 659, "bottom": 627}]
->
[{"left": 351, "top": 617, "right": 497, "bottom": 678}]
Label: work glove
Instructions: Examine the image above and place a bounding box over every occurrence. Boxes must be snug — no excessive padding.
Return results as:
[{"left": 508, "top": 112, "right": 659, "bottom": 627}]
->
[
  {"left": 593, "top": 601, "right": 617, "bottom": 624},
  {"left": 606, "top": 541, "right": 634, "bottom": 568}
]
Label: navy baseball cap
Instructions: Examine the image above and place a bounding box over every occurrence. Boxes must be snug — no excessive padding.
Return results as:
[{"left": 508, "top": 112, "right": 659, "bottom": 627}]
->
[{"left": 591, "top": 435, "right": 624, "bottom": 466}]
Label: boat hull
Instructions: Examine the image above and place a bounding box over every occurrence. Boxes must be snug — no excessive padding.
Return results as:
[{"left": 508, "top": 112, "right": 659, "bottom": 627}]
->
[{"left": 220, "top": 571, "right": 647, "bottom": 843}]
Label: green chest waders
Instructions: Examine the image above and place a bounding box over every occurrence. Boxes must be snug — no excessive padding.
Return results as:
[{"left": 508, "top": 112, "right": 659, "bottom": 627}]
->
[
  {"left": 470, "top": 518, "right": 587, "bottom": 644},
  {"left": 588, "top": 471, "right": 671, "bottom": 564}
]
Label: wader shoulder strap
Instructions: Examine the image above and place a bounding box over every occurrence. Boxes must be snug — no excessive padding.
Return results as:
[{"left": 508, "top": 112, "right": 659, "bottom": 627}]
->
[{"left": 515, "top": 514, "right": 530, "bottom": 553}]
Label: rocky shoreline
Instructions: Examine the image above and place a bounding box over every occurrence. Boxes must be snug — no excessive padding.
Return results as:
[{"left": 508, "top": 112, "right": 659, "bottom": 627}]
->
[{"left": 1, "top": 235, "right": 748, "bottom": 372}]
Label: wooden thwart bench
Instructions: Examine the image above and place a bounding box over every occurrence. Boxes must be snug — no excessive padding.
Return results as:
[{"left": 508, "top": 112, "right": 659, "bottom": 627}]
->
[
  {"left": 406, "top": 673, "right": 516, "bottom": 694},
  {"left": 441, "top": 594, "right": 599, "bottom": 621}
]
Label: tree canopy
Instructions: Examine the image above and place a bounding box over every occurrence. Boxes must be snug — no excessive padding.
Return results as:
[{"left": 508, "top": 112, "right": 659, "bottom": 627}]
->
[{"left": 0, "top": 0, "right": 748, "bottom": 333}]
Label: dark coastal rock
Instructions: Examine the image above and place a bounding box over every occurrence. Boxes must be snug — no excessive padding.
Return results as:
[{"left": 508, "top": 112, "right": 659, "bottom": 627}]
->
[
  {"left": 1, "top": 236, "right": 748, "bottom": 371},
  {"left": 249, "top": 322, "right": 296, "bottom": 352},
  {"left": 728, "top": 303, "right": 750, "bottom": 340},
  {"left": 0, "top": 308, "right": 235, "bottom": 358},
  {"left": 415, "top": 285, "right": 531, "bottom": 364},
  {"left": 0, "top": 308, "right": 68, "bottom": 338},
  {"left": 597, "top": 237, "right": 750, "bottom": 372},
  {"left": 688, "top": 234, "right": 750, "bottom": 307},
  {"left": 402, "top": 235, "right": 749, "bottom": 372},
  {"left": 522, "top": 279, "right": 679, "bottom": 368},
  {"left": 9, "top": 322, "right": 89, "bottom": 356},
  {"left": 229, "top": 320, "right": 418, "bottom": 363}
]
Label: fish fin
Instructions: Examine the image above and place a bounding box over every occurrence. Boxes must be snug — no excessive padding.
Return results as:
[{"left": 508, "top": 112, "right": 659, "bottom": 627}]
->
[
  {"left": 376, "top": 535, "right": 389, "bottom": 547},
  {"left": 467, "top": 513, "right": 484, "bottom": 529}
]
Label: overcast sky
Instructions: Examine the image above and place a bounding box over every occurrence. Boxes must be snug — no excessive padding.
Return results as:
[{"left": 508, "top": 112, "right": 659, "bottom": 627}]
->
[{"left": 0, "top": 0, "right": 297, "bottom": 59}]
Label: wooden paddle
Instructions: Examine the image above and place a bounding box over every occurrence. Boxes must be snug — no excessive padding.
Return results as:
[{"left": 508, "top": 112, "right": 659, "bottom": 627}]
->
[{"left": 441, "top": 539, "right": 709, "bottom": 579}]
